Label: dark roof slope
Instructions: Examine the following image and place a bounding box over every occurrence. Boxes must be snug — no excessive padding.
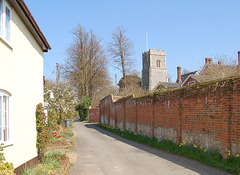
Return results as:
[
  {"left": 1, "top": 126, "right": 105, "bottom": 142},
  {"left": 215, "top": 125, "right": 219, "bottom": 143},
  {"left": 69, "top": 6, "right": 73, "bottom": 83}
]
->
[{"left": 181, "top": 71, "right": 198, "bottom": 82}]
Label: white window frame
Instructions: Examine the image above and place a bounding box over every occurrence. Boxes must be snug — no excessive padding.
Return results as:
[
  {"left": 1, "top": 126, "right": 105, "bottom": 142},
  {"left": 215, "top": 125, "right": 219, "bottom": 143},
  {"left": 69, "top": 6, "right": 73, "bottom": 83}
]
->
[
  {"left": 0, "top": 90, "right": 12, "bottom": 147},
  {"left": 0, "top": 0, "right": 3, "bottom": 36},
  {"left": 188, "top": 81, "right": 196, "bottom": 86},
  {"left": 0, "top": 0, "right": 12, "bottom": 45}
]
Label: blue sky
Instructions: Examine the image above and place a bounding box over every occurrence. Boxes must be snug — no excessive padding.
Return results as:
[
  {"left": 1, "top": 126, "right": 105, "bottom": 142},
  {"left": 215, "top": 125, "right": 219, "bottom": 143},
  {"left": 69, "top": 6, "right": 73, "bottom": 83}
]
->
[{"left": 24, "top": 0, "right": 240, "bottom": 83}]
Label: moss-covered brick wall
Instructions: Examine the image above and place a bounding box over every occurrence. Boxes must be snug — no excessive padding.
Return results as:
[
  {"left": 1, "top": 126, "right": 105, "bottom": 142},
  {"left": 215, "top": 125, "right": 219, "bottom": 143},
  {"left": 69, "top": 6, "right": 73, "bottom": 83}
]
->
[{"left": 99, "top": 76, "right": 240, "bottom": 158}]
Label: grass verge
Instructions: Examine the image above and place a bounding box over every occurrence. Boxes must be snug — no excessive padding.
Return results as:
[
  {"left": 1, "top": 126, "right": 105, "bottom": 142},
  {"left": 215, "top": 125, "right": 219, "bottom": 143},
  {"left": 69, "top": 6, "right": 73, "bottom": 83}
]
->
[
  {"left": 22, "top": 150, "right": 65, "bottom": 175},
  {"left": 97, "top": 123, "right": 240, "bottom": 175}
]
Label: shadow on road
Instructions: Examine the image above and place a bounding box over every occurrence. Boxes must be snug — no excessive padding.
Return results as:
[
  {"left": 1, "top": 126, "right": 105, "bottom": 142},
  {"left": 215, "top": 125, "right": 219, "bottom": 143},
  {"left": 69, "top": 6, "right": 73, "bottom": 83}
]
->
[{"left": 81, "top": 122, "right": 229, "bottom": 175}]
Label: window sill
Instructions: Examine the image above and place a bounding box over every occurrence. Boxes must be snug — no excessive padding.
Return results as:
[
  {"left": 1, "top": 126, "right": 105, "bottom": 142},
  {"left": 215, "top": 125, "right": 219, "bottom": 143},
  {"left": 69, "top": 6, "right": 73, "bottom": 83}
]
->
[
  {"left": 0, "top": 36, "right": 13, "bottom": 51},
  {"left": 0, "top": 141, "right": 13, "bottom": 148}
]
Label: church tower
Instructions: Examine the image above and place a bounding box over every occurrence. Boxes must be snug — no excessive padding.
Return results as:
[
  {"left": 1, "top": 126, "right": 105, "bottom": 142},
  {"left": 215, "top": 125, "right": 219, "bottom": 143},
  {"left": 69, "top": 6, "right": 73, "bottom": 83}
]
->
[{"left": 142, "top": 49, "right": 168, "bottom": 91}]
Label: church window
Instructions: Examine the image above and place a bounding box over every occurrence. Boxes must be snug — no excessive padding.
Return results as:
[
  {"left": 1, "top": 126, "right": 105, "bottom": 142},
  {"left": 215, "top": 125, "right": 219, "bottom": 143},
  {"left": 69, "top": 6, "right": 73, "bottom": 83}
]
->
[{"left": 157, "top": 60, "right": 160, "bottom": 68}]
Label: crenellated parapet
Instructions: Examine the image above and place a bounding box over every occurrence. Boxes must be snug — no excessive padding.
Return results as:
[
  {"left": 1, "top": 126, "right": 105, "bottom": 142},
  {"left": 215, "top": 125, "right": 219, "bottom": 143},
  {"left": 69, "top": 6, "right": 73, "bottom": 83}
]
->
[{"left": 142, "top": 49, "right": 166, "bottom": 56}]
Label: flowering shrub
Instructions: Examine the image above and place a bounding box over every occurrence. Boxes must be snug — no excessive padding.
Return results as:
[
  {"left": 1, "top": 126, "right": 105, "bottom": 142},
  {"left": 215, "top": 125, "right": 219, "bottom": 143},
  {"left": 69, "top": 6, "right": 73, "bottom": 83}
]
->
[
  {"left": 50, "top": 128, "right": 73, "bottom": 143},
  {"left": 44, "top": 83, "right": 78, "bottom": 124},
  {"left": 53, "top": 131, "right": 57, "bottom": 138},
  {"left": 52, "top": 131, "right": 61, "bottom": 139},
  {"left": 0, "top": 146, "right": 15, "bottom": 175}
]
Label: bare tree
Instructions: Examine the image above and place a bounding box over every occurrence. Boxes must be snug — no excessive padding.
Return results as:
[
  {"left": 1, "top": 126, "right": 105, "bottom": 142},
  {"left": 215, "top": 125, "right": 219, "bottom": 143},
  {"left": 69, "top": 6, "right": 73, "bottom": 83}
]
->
[
  {"left": 63, "top": 24, "right": 110, "bottom": 99},
  {"left": 167, "top": 73, "right": 173, "bottom": 82},
  {"left": 213, "top": 53, "right": 237, "bottom": 66},
  {"left": 91, "top": 84, "right": 117, "bottom": 107},
  {"left": 107, "top": 26, "right": 135, "bottom": 82},
  {"left": 182, "top": 68, "right": 191, "bottom": 74}
]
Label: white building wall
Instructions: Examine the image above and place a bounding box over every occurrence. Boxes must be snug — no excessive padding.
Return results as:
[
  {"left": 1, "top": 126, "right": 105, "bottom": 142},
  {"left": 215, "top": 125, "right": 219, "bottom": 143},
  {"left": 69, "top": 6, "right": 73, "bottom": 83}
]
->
[{"left": 0, "top": 7, "right": 43, "bottom": 168}]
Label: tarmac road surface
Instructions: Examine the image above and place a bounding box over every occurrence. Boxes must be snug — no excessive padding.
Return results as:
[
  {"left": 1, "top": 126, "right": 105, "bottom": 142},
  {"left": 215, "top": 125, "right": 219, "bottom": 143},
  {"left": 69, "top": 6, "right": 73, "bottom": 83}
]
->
[{"left": 68, "top": 122, "right": 230, "bottom": 175}]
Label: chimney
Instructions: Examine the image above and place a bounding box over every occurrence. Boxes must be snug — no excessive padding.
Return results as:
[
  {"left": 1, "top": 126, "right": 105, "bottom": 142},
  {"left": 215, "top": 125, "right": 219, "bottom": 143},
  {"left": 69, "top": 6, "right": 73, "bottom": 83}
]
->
[
  {"left": 205, "top": 58, "right": 209, "bottom": 64},
  {"left": 209, "top": 58, "right": 213, "bottom": 64},
  {"left": 218, "top": 60, "right": 222, "bottom": 65},
  {"left": 176, "top": 66, "right": 182, "bottom": 83}
]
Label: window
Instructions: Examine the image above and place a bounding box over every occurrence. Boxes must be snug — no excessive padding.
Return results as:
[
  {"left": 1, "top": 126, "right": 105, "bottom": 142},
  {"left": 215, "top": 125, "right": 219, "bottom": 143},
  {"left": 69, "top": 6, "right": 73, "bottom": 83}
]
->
[
  {"left": 5, "top": 5, "right": 10, "bottom": 41},
  {"left": 188, "top": 81, "right": 196, "bottom": 86},
  {"left": 0, "top": 0, "right": 3, "bottom": 35},
  {"left": 157, "top": 60, "right": 161, "bottom": 68},
  {"left": 0, "top": 0, "right": 11, "bottom": 42},
  {"left": 0, "top": 90, "right": 11, "bottom": 144}
]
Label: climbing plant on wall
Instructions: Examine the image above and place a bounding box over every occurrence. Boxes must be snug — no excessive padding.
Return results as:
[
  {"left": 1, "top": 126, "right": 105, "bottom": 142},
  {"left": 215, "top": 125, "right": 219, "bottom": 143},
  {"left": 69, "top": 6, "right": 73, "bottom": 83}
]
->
[{"left": 36, "top": 103, "right": 49, "bottom": 162}]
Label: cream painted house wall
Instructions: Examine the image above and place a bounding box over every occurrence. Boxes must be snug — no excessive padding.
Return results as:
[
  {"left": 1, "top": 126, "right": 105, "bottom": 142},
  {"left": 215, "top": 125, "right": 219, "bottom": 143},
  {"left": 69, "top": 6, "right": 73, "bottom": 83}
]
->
[{"left": 0, "top": 5, "right": 44, "bottom": 168}]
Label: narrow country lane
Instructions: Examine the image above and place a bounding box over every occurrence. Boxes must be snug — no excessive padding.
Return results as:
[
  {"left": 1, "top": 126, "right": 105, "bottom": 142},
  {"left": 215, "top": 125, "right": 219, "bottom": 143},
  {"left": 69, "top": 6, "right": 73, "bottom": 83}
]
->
[{"left": 68, "top": 122, "right": 230, "bottom": 175}]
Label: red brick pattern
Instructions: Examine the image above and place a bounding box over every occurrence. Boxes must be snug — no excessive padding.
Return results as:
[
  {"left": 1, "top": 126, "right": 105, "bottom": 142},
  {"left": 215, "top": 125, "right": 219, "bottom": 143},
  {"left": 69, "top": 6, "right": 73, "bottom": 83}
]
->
[
  {"left": 99, "top": 77, "right": 240, "bottom": 158},
  {"left": 89, "top": 108, "right": 99, "bottom": 123}
]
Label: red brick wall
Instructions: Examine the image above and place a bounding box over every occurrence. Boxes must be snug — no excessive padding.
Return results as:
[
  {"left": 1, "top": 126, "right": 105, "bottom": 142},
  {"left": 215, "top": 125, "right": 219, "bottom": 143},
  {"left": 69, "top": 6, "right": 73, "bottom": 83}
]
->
[
  {"left": 99, "top": 76, "right": 240, "bottom": 158},
  {"left": 135, "top": 96, "right": 153, "bottom": 137},
  {"left": 125, "top": 96, "right": 136, "bottom": 132},
  {"left": 99, "top": 95, "right": 111, "bottom": 125},
  {"left": 115, "top": 99, "right": 125, "bottom": 129},
  {"left": 231, "top": 78, "right": 240, "bottom": 156},
  {"left": 153, "top": 91, "right": 182, "bottom": 143},
  {"left": 89, "top": 107, "right": 99, "bottom": 123}
]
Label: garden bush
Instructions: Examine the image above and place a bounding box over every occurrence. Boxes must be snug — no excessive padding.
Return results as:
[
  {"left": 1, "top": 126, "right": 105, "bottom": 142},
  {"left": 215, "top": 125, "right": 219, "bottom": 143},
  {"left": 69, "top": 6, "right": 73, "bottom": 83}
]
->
[{"left": 0, "top": 146, "right": 15, "bottom": 175}]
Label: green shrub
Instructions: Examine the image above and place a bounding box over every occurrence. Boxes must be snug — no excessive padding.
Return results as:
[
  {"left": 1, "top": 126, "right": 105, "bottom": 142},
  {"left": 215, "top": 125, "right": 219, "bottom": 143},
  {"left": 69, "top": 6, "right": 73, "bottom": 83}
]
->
[
  {"left": 0, "top": 146, "right": 15, "bottom": 175},
  {"left": 75, "top": 96, "right": 91, "bottom": 121},
  {"left": 46, "top": 112, "right": 58, "bottom": 130},
  {"left": 36, "top": 103, "right": 50, "bottom": 162}
]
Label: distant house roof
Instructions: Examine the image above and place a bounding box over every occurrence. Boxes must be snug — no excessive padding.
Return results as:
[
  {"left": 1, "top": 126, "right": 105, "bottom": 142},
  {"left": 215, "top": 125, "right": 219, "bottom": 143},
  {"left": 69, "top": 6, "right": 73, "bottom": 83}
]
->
[
  {"left": 154, "top": 71, "right": 199, "bottom": 91},
  {"left": 200, "top": 64, "right": 237, "bottom": 77},
  {"left": 153, "top": 54, "right": 240, "bottom": 91},
  {"left": 181, "top": 71, "right": 198, "bottom": 82},
  {"left": 189, "top": 74, "right": 212, "bottom": 82},
  {"left": 181, "top": 74, "right": 213, "bottom": 87},
  {"left": 181, "top": 63, "right": 238, "bottom": 87},
  {"left": 9, "top": 0, "right": 51, "bottom": 52},
  {"left": 154, "top": 82, "right": 181, "bottom": 91}
]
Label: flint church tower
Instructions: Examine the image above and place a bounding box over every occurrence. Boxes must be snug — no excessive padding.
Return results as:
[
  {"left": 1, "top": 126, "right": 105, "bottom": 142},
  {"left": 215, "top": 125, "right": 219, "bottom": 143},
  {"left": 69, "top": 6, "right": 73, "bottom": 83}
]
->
[{"left": 142, "top": 49, "right": 168, "bottom": 91}]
